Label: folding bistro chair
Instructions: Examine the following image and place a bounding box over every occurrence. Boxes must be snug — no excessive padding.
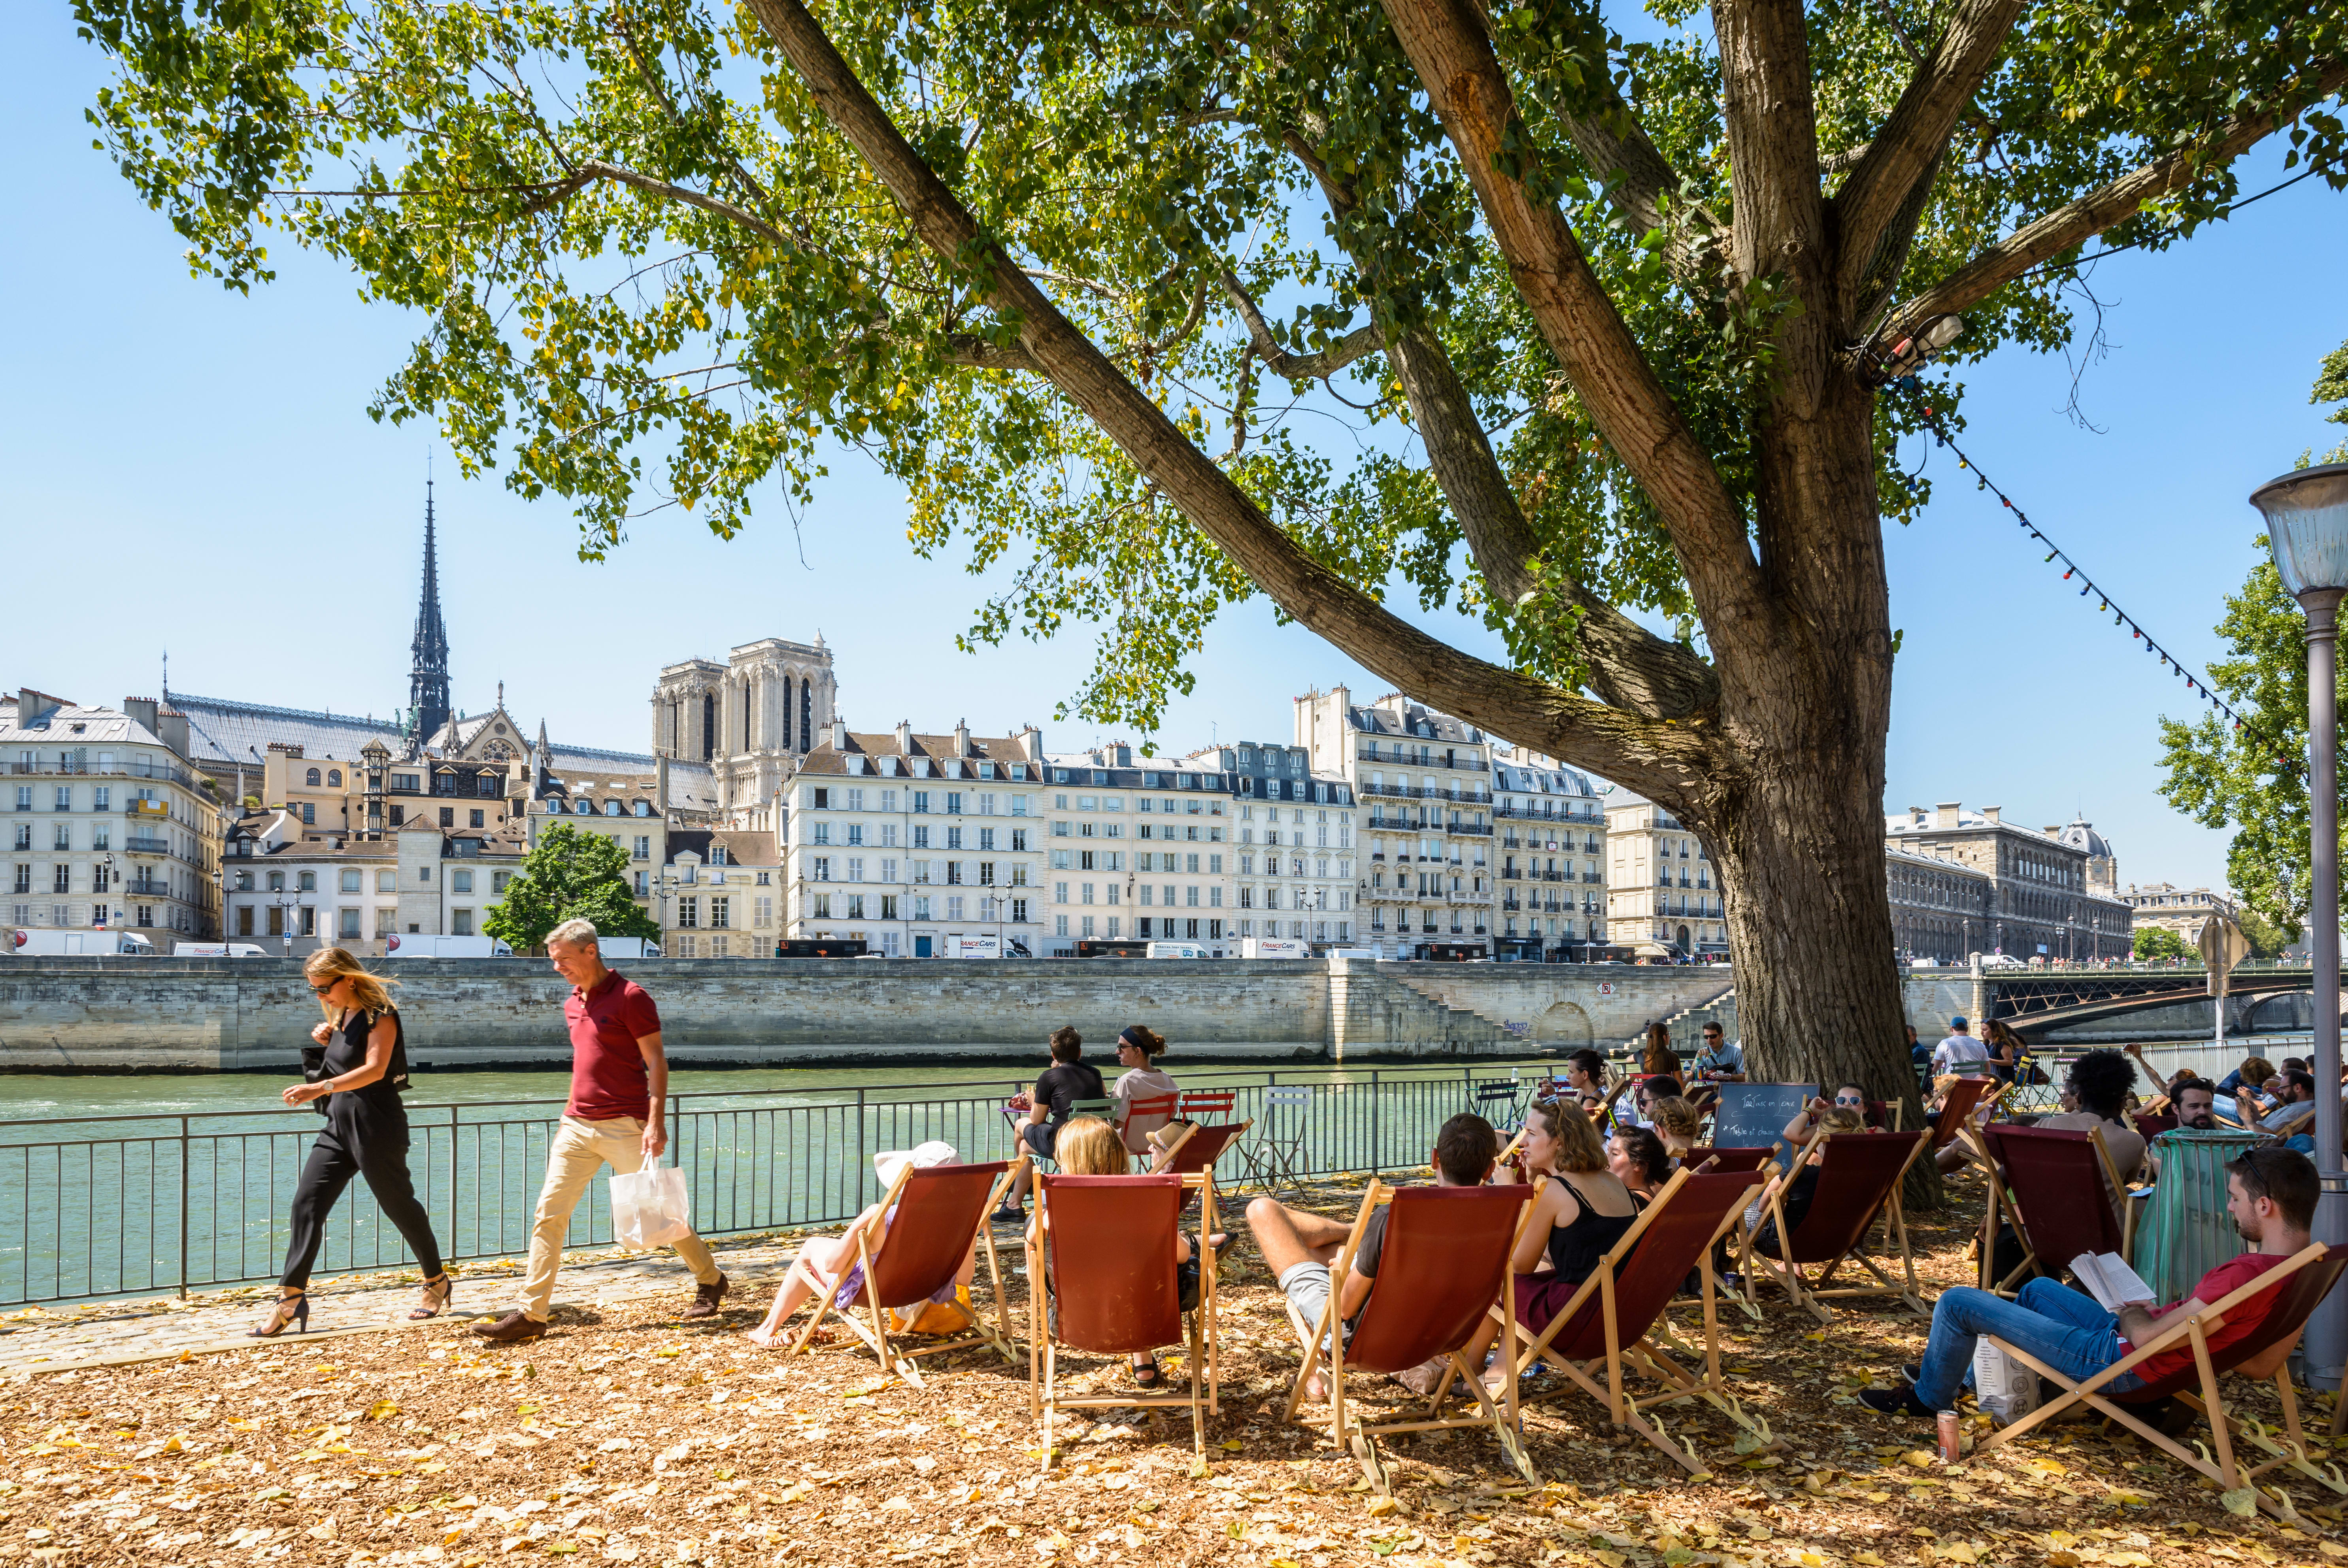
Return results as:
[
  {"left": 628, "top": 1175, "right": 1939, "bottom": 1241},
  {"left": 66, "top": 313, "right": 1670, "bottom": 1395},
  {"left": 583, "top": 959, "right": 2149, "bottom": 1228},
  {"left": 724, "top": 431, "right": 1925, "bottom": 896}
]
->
[
  {"left": 785, "top": 1159, "right": 1017, "bottom": 1386},
  {"left": 1738, "top": 1128, "right": 1929, "bottom": 1322},
  {"left": 1976, "top": 1242, "right": 2348, "bottom": 1517},
  {"left": 1028, "top": 1174, "right": 1210, "bottom": 1469},
  {"left": 1120, "top": 1091, "right": 1178, "bottom": 1152},
  {"left": 1971, "top": 1124, "right": 2133, "bottom": 1295},
  {"left": 1237, "top": 1084, "right": 1314, "bottom": 1198},
  {"left": 1280, "top": 1181, "right": 1538, "bottom": 1494},
  {"left": 1468, "top": 1077, "right": 1524, "bottom": 1130},
  {"left": 1505, "top": 1166, "right": 1772, "bottom": 1473},
  {"left": 1178, "top": 1089, "right": 1238, "bottom": 1123}
]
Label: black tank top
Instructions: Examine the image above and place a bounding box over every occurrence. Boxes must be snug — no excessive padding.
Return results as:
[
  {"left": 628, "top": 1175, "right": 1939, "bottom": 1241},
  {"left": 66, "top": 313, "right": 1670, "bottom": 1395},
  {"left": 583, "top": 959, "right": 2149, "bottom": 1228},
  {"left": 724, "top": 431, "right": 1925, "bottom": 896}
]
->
[
  {"left": 321, "top": 1007, "right": 406, "bottom": 1114},
  {"left": 1544, "top": 1175, "right": 1638, "bottom": 1283}
]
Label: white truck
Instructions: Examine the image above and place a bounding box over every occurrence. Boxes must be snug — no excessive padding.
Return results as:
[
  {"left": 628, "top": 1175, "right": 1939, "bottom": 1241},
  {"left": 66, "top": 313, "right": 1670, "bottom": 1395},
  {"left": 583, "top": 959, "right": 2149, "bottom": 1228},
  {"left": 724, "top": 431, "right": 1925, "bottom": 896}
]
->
[
  {"left": 1145, "top": 940, "right": 1212, "bottom": 959},
  {"left": 383, "top": 934, "right": 514, "bottom": 958},
  {"left": 947, "top": 934, "right": 1003, "bottom": 959},
  {"left": 593, "top": 937, "right": 661, "bottom": 959},
  {"left": 1238, "top": 937, "right": 1311, "bottom": 959},
  {"left": 10, "top": 928, "right": 156, "bottom": 956},
  {"left": 174, "top": 942, "right": 270, "bottom": 959}
]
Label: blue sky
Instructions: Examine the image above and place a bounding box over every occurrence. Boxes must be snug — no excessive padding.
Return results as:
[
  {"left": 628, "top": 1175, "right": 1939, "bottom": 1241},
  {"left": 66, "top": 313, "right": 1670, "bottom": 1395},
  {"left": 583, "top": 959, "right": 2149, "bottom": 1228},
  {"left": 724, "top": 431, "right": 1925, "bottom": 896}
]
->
[{"left": 4, "top": 4, "right": 2345, "bottom": 895}]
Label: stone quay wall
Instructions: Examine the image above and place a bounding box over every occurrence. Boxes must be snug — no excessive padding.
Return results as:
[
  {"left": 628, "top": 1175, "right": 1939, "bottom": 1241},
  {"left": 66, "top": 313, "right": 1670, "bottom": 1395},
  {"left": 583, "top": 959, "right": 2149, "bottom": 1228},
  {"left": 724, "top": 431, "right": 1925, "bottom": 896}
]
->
[{"left": 0, "top": 957, "right": 1740, "bottom": 1073}]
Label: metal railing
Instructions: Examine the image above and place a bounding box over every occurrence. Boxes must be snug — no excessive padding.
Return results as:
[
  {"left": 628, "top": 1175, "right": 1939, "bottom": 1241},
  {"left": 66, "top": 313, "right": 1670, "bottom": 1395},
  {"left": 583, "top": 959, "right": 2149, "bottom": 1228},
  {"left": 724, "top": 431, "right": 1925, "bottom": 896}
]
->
[{"left": 0, "top": 1060, "right": 1568, "bottom": 1308}]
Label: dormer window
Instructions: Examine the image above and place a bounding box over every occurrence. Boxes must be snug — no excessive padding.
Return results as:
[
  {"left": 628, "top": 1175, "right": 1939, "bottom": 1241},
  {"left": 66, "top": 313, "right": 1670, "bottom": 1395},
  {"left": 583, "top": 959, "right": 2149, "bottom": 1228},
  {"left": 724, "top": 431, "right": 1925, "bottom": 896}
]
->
[{"left": 604, "top": 800, "right": 621, "bottom": 817}]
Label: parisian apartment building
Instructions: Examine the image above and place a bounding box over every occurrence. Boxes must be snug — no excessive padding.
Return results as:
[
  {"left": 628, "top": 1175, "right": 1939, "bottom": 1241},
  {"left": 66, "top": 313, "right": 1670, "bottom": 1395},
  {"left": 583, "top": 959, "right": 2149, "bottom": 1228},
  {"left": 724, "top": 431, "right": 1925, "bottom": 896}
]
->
[{"left": 4, "top": 690, "right": 224, "bottom": 944}]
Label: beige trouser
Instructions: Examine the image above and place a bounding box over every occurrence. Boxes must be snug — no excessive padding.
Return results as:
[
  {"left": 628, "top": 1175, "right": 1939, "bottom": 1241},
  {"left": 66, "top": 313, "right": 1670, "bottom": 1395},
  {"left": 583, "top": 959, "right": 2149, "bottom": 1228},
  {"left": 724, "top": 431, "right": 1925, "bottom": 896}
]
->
[{"left": 521, "top": 1115, "right": 720, "bottom": 1320}]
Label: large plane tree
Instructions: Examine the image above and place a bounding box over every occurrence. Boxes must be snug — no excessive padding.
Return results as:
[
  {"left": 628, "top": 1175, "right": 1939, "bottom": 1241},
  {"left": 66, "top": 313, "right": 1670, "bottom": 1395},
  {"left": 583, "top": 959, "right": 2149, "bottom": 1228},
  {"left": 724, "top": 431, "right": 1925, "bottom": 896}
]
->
[{"left": 77, "top": 0, "right": 2346, "bottom": 1125}]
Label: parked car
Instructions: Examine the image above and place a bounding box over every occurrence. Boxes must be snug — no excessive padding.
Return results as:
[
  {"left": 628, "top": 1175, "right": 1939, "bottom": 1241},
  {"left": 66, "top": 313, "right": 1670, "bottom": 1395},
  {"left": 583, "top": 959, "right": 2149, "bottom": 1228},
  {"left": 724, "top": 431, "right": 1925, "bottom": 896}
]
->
[{"left": 11, "top": 928, "right": 156, "bottom": 956}]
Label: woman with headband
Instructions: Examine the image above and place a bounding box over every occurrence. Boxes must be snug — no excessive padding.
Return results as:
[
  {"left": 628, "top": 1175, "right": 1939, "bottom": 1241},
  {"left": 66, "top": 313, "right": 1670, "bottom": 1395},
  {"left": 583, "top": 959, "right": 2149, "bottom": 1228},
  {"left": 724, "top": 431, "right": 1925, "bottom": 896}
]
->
[{"left": 1110, "top": 1025, "right": 1181, "bottom": 1157}]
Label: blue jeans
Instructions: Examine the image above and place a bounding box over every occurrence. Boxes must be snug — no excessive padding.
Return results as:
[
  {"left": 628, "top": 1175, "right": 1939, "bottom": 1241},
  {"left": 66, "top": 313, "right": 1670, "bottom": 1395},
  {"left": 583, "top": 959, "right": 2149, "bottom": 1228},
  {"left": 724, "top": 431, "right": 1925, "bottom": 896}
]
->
[{"left": 1913, "top": 1279, "right": 2143, "bottom": 1410}]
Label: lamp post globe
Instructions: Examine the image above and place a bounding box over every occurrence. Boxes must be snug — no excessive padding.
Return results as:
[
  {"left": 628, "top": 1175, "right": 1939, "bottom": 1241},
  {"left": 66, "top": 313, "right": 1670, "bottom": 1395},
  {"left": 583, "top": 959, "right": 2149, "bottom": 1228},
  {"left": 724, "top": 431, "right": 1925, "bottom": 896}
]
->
[{"left": 2252, "top": 462, "right": 2348, "bottom": 1393}]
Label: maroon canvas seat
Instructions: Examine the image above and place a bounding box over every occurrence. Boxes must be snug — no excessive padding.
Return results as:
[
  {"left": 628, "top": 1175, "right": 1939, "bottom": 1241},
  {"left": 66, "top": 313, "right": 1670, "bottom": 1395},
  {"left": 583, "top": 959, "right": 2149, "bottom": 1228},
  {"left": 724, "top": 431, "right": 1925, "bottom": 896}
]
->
[
  {"left": 1739, "top": 1129, "right": 1929, "bottom": 1321},
  {"left": 1980, "top": 1243, "right": 2348, "bottom": 1517},
  {"left": 1030, "top": 1174, "right": 1208, "bottom": 1466},
  {"left": 1280, "top": 1182, "right": 1536, "bottom": 1493},
  {"left": 1508, "top": 1167, "right": 1770, "bottom": 1473},
  {"left": 1976, "top": 1124, "right": 2131, "bottom": 1294},
  {"left": 1928, "top": 1077, "right": 1996, "bottom": 1151},
  {"left": 786, "top": 1160, "right": 1016, "bottom": 1383},
  {"left": 1684, "top": 1145, "right": 1777, "bottom": 1174}
]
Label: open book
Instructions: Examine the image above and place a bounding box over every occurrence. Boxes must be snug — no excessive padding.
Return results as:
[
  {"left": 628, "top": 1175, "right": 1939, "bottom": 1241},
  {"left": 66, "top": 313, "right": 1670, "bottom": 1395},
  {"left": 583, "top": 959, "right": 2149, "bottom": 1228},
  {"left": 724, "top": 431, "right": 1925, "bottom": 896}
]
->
[{"left": 2071, "top": 1251, "right": 2157, "bottom": 1313}]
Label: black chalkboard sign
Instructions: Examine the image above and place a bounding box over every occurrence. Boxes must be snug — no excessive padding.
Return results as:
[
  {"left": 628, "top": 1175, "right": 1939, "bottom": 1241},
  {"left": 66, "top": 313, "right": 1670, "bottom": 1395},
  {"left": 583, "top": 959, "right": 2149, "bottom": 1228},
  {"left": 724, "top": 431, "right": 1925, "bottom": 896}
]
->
[{"left": 1710, "top": 1082, "right": 1818, "bottom": 1169}]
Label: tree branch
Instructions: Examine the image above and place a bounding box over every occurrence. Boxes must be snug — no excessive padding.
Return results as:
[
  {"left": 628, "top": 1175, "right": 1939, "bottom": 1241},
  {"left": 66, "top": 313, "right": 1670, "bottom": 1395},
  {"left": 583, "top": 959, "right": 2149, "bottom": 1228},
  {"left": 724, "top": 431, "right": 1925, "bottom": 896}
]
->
[
  {"left": 1219, "top": 270, "right": 1383, "bottom": 380},
  {"left": 1375, "top": 0, "right": 1772, "bottom": 647},
  {"left": 1829, "top": 0, "right": 2027, "bottom": 316},
  {"left": 572, "top": 160, "right": 793, "bottom": 248},
  {"left": 1873, "top": 56, "right": 2348, "bottom": 351},
  {"left": 739, "top": 0, "right": 1721, "bottom": 794}
]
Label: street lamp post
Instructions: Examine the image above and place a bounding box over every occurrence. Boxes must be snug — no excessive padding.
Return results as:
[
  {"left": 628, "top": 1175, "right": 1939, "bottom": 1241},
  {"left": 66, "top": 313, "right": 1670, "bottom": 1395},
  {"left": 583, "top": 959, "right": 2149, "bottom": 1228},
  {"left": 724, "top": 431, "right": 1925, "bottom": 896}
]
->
[{"left": 2253, "top": 461, "right": 2348, "bottom": 1392}]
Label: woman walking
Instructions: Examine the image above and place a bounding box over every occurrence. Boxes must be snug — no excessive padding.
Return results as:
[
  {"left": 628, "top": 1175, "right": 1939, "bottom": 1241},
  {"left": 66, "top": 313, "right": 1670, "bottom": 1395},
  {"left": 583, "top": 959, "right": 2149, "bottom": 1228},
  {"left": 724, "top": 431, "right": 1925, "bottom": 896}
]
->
[{"left": 251, "top": 949, "right": 451, "bottom": 1336}]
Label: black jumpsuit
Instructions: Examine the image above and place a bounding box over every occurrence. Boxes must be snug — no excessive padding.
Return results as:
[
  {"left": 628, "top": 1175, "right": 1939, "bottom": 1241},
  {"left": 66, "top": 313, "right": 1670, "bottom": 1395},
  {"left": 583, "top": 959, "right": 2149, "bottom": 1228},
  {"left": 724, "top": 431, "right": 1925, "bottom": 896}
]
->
[{"left": 279, "top": 1007, "right": 445, "bottom": 1289}]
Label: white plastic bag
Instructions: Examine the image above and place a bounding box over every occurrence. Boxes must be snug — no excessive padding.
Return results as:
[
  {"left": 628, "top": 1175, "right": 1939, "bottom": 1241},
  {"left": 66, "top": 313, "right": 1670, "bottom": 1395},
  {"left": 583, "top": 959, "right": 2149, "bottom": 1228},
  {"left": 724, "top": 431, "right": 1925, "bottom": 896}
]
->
[
  {"left": 610, "top": 1159, "right": 693, "bottom": 1250},
  {"left": 1972, "top": 1339, "right": 2040, "bottom": 1426}
]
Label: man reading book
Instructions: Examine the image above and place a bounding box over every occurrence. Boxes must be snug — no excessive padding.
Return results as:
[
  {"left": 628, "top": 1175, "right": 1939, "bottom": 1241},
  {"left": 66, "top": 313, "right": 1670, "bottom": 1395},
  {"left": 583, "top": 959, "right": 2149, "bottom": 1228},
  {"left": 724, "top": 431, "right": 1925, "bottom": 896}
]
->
[{"left": 1861, "top": 1147, "right": 2316, "bottom": 1419}]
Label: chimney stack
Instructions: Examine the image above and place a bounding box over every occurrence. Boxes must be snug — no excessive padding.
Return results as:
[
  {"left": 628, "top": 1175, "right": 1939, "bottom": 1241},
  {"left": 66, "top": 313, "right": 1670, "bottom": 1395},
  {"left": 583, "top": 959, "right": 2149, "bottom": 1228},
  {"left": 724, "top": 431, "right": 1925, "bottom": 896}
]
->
[
  {"left": 953, "top": 718, "right": 970, "bottom": 757},
  {"left": 832, "top": 717, "right": 849, "bottom": 751},
  {"left": 656, "top": 755, "right": 671, "bottom": 813},
  {"left": 1934, "top": 801, "right": 1961, "bottom": 831},
  {"left": 895, "top": 719, "right": 912, "bottom": 755}
]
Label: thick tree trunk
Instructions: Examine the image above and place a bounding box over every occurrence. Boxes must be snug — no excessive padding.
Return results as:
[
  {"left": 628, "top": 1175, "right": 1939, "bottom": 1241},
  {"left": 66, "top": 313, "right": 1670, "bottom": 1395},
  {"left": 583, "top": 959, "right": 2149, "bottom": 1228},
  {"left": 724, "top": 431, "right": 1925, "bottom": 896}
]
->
[{"left": 1682, "top": 379, "right": 1946, "bottom": 1205}]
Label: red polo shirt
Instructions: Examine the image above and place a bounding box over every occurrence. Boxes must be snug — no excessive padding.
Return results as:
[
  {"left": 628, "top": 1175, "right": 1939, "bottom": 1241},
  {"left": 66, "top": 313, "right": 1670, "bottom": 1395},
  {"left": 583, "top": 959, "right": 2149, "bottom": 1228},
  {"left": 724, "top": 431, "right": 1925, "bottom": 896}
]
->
[{"left": 565, "top": 969, "right": 661, "bottom": 1121}]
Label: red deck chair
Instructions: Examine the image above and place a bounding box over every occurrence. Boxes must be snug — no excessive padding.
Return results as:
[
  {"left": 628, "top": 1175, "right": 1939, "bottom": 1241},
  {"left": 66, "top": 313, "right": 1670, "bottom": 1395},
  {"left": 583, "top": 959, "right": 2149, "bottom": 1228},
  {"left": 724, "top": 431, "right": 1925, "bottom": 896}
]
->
[
  {"left": 785, "top": 1159, "right": 1017, "bottom": 1385},
  {"left": 1028, "top": 1174, "right": 1210, "bottom": 1469},
  {"left": 1972, "top": 1124, "right": 2133, "bottom": 1295},
  {"left": 1120, "top": 1091, "right": 1178, "bottom": 1148},
  {"left": 1978, "top": 1243, "right": 2348, "bottom": 1517},
  {"left": 1684, "top": 1145, "right": 1778, "bottom": 1174},
  {"left": 1505, "top": 1166, "right": 1772, "bottom": 1473},
  {"left": 2132, "top": 1109, "right": 2178, "bottom": 1143},
  {"left": 1278, "top": 1181, "right": 1537, "bottom": 1494},
  {"left": 1928, "top": 1077, "right": 1998, "bottom": 1153},
  {"left": 1738, "top": 1128, "right": 1929, "bottom": 1322}
]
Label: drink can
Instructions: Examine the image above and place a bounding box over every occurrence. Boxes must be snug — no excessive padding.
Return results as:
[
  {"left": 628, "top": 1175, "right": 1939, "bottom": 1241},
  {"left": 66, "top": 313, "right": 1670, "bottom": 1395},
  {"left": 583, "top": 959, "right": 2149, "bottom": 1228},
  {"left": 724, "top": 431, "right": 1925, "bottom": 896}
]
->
[{"left": 1936, "top": 1409, "right": 1961, "bottom": 1463}]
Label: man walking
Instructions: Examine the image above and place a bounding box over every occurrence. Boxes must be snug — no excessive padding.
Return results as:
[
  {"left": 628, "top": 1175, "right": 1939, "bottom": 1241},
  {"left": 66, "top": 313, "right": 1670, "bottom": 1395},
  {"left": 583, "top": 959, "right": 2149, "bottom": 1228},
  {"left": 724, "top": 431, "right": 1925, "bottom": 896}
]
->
[{"left": 475, "top": 919, "right": 727, "bottom": 1342}]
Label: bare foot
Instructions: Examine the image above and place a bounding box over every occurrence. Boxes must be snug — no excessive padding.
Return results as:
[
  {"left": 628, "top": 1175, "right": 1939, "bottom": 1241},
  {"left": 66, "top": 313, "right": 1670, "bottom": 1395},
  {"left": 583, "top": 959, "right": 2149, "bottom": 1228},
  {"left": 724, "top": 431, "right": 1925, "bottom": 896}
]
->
[
  {"left": 1300, "top": 1370, "right": 1329, "bottom": 1404},
  {"left": 743, "top": 1323, "right": 781, "bottom": 1348}
]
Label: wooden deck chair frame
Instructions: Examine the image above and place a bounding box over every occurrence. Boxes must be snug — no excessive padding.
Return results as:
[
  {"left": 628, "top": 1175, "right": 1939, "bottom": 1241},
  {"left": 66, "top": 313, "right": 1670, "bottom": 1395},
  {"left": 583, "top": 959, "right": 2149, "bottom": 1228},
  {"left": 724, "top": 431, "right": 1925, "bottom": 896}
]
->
[
  {"left": 1502, "top": 1165, "right": 1773, "bottom": 1474},
  {"left": 1147, "top": 1119, "right": 1251, "bottom": 1412},
  {"left": 1736, "top": 1126, "right": 1930, "bottom": 1323},
  {"left": 1966, "top": 1123, "right": 2135, "bottom": 1296},
  {"left": 786, "top": 1157, "right": 1021, "bottom": 1387},
  {"left": 1025, "top": 1173, "right": 1212, "bottom": 1472},
  {"left": 1975, "top": 1242, "right": 2348, "bottom": 1518},
  {"left": 1928, "top": 1077, "right": 2003, "bottom": 1157},
  {"left": 1276, "top": 1179, "right": 1539, "bottom": 1495}
]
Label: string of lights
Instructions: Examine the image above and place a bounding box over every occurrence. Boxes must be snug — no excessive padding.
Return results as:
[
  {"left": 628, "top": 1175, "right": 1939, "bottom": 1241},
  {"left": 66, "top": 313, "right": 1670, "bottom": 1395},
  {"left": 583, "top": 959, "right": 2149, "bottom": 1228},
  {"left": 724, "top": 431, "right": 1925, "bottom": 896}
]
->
[{"left": 1889, "top": 377, "right": 2248, "bottom": 733}]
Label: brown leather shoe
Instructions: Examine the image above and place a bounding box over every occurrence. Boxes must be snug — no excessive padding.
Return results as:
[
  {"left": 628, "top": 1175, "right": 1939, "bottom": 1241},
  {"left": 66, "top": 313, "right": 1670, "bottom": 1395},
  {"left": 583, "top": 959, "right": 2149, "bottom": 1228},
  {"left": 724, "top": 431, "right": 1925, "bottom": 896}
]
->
[
  {"left": 472, "top": 1311, "right": 549, "bottom": 1343},
  {"left": 682, "top": 1273, "right": 729, "bottom": 1320}
]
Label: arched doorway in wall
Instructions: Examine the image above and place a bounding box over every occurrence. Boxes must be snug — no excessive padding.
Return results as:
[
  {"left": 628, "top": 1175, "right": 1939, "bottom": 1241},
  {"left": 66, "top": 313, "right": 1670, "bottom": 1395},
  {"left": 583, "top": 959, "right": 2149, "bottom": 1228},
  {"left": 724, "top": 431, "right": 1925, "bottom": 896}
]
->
[
  {"left": 1536, "top": 1001, "right": 1593, "bottom": 1049},
  {"left": 1676, "top": 923, "right": 1691, "bottom": 951}
]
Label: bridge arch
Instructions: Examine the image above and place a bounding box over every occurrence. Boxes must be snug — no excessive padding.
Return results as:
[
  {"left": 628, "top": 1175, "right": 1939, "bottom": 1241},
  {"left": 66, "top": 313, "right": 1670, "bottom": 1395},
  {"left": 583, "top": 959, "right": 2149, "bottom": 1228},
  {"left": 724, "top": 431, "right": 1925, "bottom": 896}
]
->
[{"left": 1537, "top": 1001, "right": 1594, "bottom": 1050}]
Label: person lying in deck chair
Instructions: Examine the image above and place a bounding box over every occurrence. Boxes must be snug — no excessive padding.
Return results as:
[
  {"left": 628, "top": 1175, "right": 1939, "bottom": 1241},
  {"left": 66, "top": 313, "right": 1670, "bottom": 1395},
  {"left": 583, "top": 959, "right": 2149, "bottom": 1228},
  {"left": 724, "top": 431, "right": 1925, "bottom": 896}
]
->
[
  {"left": 743, "top": 1140, "right": 972, "bottom": 1347},
  {"left": 1861, "top": 1146, "right": 2316, "bottom": 1421},
  {"left": 1244, "top": 1113, "right": 1501, "bottom": 1402}
]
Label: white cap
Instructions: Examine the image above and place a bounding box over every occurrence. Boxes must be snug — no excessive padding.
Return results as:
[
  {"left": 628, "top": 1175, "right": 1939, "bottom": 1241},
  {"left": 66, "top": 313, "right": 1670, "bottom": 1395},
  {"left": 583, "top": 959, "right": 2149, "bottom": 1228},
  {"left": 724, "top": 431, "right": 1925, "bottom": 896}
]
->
[{"left": 873, "top": 1139, "right": 958, "bottom": 1191}]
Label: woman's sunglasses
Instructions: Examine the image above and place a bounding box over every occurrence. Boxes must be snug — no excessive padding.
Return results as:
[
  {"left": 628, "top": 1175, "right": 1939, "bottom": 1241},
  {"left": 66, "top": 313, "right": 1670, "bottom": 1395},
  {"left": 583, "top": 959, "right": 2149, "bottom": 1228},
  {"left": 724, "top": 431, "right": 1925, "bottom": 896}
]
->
[
  {"left": 310, "top": 984, "right": 336, "bottom": 996},
  {"left": 1833, "top": 1093, "right": 1865, "bottom": 1107}
]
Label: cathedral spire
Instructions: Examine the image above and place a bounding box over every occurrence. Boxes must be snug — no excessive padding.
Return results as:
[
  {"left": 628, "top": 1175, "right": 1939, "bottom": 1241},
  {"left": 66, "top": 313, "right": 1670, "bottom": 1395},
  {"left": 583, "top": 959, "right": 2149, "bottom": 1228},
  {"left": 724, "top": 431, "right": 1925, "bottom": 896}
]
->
[{"left": 408, "top": 474, "right": 453, "bottom": 745}]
